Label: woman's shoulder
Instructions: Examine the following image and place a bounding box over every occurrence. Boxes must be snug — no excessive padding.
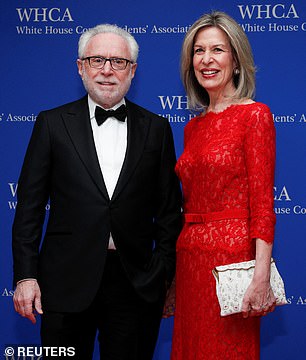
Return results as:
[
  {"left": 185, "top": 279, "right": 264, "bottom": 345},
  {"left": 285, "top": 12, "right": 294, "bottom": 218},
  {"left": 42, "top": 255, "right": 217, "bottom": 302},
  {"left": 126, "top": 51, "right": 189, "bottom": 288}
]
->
[
  {"left": 245, "top": 100, "right": 271, "bottom": 113},
  {"left": 245, "top": 101, "right": 272, "bottom": 117},
  {"left": 185, "top": 112, "right": 202, "bottom": 130},
  {"left": 243, "top": 101, "right": 274, "bottom": 130},
  {"left": 232, "top": 99, "right": 271, "bottom": 114}
]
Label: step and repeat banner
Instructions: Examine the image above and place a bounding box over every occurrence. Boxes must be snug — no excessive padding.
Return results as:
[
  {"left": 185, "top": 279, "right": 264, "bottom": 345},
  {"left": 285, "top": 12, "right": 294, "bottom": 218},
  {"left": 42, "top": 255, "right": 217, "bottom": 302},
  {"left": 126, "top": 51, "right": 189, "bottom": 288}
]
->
[{"left": 1, "top": 0, "right": 305, "bottom": 359}]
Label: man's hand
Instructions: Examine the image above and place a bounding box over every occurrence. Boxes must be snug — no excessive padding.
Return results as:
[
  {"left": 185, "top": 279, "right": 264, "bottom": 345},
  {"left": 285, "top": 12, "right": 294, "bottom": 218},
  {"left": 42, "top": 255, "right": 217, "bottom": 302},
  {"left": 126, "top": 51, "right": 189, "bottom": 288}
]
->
[
  {"left": 13, "top": 280, "right": 43, "bottom": 324},
  {"left": 162, "top": 278, "right": 176, "bottom": 318}
]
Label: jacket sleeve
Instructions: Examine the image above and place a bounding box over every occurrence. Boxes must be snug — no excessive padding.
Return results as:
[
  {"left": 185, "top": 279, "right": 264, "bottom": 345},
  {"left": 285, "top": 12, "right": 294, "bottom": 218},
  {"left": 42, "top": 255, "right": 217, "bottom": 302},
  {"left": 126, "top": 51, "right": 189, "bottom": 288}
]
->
[
  {"left": 12, "top": 112, "right": 52, "bottom": 284},
  {"left": 153, "top": 120, "right": 182, "bottom": 285}
]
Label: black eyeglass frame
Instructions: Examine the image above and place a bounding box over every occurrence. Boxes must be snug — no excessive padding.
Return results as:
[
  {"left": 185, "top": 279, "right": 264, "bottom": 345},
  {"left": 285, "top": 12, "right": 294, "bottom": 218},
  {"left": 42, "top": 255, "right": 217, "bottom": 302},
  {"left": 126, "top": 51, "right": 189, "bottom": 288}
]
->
[{"left": 82, "top": 56, "right": 134, "bottom": 70}]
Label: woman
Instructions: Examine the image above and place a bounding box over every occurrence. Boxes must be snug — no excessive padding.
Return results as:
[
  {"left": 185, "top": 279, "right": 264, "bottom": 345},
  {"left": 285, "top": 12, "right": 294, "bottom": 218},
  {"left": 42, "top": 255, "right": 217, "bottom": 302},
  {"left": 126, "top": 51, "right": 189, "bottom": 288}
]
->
[{"left": 171, "top": 11, "right": 276, "bottom": 359}]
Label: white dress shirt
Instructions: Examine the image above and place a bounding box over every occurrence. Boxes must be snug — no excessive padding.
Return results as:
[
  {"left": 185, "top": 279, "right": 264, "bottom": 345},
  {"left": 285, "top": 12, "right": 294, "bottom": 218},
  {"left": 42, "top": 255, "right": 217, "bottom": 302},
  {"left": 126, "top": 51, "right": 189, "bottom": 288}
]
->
[{"left": 88, "top": 96, "right": 127, "bottom": 249}]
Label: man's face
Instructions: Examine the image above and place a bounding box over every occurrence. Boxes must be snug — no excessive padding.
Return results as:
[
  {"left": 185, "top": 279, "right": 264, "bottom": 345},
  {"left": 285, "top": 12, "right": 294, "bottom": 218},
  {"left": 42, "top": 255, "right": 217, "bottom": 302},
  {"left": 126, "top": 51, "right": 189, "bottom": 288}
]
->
[{"left": 77, "top": 33, "right": 137, "bottom": 109}]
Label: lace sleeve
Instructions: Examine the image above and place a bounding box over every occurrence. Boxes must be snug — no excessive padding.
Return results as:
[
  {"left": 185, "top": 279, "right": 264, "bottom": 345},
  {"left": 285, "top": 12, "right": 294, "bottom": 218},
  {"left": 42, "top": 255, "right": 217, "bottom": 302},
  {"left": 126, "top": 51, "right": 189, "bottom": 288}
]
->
[{"left": 244, "top": 103, "right": 276, "bottom": 243}]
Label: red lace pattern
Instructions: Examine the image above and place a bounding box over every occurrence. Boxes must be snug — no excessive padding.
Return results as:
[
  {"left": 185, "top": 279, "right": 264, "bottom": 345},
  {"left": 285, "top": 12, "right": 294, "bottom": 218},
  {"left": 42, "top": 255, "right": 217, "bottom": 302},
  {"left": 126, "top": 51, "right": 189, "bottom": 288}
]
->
[{"left": 171, "top": 103, "right": 276, "bottom": 360}]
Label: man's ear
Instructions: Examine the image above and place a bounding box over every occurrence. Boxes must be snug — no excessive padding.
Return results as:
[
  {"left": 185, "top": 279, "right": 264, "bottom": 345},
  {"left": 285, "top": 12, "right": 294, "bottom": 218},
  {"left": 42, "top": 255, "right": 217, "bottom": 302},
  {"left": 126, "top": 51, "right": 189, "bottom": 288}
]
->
[
  {"left": 131, "top": 63, "right": 137, "bottom": 79},
  {"left": 77, "top": 59, "right": 84, "bottom": 78}
]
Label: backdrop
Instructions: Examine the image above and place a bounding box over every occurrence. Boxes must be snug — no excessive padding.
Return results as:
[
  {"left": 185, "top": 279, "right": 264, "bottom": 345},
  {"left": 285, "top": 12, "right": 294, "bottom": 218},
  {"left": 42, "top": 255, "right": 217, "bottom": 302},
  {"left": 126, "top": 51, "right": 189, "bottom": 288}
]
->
[{"left": 1, "top": 0, "right": 305, "bottom": 359}]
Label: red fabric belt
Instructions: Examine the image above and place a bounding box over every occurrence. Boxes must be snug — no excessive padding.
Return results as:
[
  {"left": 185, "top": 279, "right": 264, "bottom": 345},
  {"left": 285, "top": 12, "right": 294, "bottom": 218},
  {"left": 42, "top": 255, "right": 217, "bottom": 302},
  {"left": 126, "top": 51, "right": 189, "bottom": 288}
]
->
[{"left": 184, "top": 209, "right": 249, "bottom": 223}]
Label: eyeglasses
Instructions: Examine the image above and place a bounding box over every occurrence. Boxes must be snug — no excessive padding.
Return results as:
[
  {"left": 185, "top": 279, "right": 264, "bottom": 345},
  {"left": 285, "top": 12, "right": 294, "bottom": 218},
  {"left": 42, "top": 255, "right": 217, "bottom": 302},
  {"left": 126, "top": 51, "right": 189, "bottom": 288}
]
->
[{"left": 83, "top": 56, "right": 133, "bottom": 71}]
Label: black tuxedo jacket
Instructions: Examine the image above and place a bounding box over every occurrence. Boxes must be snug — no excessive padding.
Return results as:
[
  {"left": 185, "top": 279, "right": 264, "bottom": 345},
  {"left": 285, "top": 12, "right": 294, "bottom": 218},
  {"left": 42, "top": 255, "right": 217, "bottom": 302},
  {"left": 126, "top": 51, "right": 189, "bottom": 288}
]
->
[{"left": 12, "top": 96, "right": 182, "bottom": 312}]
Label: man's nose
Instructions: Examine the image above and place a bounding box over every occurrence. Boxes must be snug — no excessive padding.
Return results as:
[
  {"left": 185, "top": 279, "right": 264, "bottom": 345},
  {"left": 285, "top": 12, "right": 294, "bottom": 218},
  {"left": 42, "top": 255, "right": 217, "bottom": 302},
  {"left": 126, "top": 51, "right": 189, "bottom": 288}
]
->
[{"left": 100, "top": 60, "right": 114, "bottom": 75}]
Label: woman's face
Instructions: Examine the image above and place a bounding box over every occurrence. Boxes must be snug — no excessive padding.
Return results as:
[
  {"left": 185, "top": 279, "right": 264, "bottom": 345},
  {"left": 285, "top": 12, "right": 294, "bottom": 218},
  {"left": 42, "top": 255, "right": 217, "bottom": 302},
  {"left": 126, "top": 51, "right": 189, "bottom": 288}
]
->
[{"left": 192, "top": 26, "right": 236, "bottom": 96}]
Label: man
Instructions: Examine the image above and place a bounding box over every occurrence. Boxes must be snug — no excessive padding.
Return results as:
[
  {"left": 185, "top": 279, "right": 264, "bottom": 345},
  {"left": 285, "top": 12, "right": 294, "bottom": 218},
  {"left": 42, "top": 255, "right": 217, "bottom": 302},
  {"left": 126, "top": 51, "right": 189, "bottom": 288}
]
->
[{"left": 12, "top": 24, "right": 182, "bottom": 360}]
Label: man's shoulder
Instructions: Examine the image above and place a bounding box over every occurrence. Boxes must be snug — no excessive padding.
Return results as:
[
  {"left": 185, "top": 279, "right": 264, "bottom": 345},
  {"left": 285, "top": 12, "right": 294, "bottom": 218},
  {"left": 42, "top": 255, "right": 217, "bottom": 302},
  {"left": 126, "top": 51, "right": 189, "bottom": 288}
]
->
[
  {"left": 40, "top": 96, "right": 87, "bottom": 116},
  {"left": 126, "top": 99, "right": 166, "bottom": 124}
]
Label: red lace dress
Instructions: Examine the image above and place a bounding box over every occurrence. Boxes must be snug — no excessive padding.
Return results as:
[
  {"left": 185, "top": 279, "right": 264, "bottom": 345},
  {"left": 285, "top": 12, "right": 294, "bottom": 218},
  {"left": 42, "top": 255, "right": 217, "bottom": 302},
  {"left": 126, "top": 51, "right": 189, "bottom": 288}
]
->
[{"left": 171, "top": 103, "right": 276, "bottom": 360}]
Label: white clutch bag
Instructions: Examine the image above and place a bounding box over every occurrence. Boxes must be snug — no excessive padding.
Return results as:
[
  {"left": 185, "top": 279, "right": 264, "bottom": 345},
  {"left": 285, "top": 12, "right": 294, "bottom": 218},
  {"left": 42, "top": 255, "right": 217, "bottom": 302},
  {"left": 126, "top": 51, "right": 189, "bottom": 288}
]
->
[{"left": 212, "top": 259, "right": 287, "bottom": 316}]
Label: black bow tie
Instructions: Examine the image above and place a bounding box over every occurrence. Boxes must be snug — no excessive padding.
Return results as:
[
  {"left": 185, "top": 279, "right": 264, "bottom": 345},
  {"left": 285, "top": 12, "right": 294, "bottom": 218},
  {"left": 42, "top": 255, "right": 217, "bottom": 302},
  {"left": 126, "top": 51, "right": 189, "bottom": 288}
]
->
[{"left": 95, "top": 105, "right": 127, "bottom": 126}]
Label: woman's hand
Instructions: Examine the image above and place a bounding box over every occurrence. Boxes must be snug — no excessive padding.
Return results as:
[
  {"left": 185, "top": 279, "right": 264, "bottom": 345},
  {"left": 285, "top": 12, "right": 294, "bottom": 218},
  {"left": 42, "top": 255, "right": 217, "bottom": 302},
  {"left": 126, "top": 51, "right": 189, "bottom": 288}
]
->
[
  {"left": 241, "top": 278, "right": 276, "bottom": 318},
  {"left": 241, "top": 238, "right": 276, "bottom": 318}
]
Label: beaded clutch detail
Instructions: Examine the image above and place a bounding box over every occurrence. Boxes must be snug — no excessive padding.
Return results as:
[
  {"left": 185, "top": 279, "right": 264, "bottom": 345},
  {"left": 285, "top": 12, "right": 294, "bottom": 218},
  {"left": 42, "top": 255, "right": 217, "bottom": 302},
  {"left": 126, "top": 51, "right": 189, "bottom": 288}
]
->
[{"left": 212, "top": 259, "right": 287, "bottom": 316}]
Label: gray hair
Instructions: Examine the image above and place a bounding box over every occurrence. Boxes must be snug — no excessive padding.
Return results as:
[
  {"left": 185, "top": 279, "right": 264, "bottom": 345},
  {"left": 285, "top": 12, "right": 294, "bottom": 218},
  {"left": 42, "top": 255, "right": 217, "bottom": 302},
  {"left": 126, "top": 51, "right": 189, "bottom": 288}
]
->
[
  {"left": 78, "top": 24, "right": 139, "bottom": 63},
  {"left": 181, "top": 11, "right": 256, "bottom": 110}
]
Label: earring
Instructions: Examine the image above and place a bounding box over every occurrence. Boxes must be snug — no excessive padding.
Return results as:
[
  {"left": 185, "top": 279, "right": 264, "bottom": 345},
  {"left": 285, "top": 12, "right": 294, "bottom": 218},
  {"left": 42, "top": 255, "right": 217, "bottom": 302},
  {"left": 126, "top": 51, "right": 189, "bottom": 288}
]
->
[{"left": 234, "top": 68, "right": 240, "bottom": 75}]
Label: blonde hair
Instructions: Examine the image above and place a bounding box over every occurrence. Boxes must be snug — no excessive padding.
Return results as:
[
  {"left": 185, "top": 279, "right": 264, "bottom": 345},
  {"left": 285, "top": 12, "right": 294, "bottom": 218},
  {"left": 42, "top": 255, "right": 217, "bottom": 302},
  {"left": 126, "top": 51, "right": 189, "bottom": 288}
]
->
[{"left": 181, "top": 11, "right": 256, "bottom": 110}]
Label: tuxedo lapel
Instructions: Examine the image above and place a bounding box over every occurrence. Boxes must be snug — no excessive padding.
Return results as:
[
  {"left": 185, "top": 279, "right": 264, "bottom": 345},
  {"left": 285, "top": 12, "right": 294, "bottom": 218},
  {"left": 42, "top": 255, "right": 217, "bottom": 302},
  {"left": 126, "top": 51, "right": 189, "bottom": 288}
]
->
[
  {"left": 61, "top": 97, "right": 109, "bottom": 200},
  {"left": 111, "top": 100, "right": 150, "bottom": 201}
]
